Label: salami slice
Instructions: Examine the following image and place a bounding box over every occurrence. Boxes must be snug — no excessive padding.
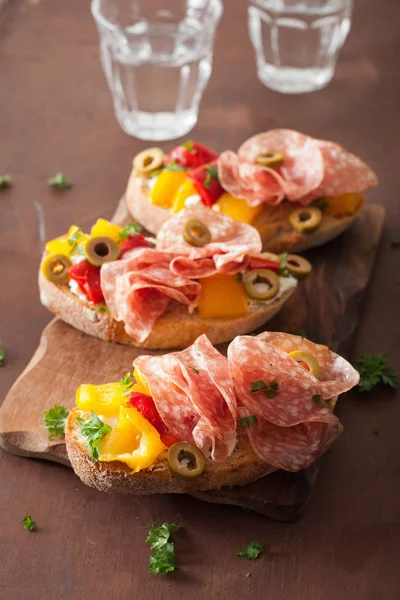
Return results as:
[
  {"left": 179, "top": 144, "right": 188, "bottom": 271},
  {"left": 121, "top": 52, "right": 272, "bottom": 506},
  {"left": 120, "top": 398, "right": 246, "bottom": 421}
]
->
[
  {"left": 156, "top": 205, "right": 262, "bottom": 277},
  {"left": 228, "top": 333, "right": 359, "bottom": 470},
  {"left": 101, "top": 247, "right": 200, "bottom": 342},
  {"left": 218, "top": 129, "right": 377, "bottom": 207},
  {"left": 134, "top": 334, "right": 238, "bottom": 461}
]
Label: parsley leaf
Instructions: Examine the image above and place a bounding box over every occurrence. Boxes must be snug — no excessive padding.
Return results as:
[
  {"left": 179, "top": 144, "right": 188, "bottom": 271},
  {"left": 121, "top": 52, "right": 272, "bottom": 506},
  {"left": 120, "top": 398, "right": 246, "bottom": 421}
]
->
[
  {"left": 182, "top": 140, "right": 194, "bottom": 152},
  {"left": 203, "top": 164, "right": 219, "bottom": 188},
  {"left": 76, "top": 411, "right": 112, "bottom": 461},
  {"left": 48, "top": 172, "right": 72, "bottom": 189},
  {"left": 22, "top": 516, "right": 36, "bottom": 531},
  {"left": 0, "top": 175, "right": 12, "bottom": 189},
  {"left": 296, "top": 328, "right": 308, "bottom": 339},
  {"left": 148, "top": 543, "right": 177, "bottom": 575},
  {"left": 371, "top": 426, "right": 379, "bottom": 435},
  {"left": 119, "top": 221, "right": 142, "bottom": 242},
  {"left": 277, "top": 252, "right": 290, "bottom": 277},
  {"left": 146, "top": 523, "right": 181, "bottom": 551},
  {"left": 187, "top": 365, "right": 199, "bottom": 374},
  {"left": 245, "top": 572, "right": 251, "bottom": 578},
  {"left": 44, "top": 405, "right": 70, "bottom": 439},
  {"left": 120, "top": 372, "right": 134, "bottom": 397},
  {"left": 355, "top": 353, "right": 398, "bottom": 392},
  {"left": 164, "top": 160, "right": 185, "bottom": 172},
  {"left": 238, "top": 415, "right": 258, "bottom": 428},
  {"left": 96, "top": 305, "right": 109, "bottom": 312},
  {"left": 312, "top": 395, "right": 331, "bottom": 409},
  {"left": 250, "top": 379, "right": 280, "bottom": 398},
  {"left": 0, "top": 347, "right": 4, "bottom": 367},
  {"left": 236, "top": 541, "right": 264, "bottom": 560},
  {"left": 66, "top": 226, "right": 84, "bottom": 254}
]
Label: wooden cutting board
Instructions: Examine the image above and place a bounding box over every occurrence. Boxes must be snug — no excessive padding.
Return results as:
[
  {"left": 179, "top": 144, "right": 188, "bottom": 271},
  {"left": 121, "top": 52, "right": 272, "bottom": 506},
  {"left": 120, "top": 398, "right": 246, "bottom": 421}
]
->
[{"left": 0, "top": 202, "right": 385, "bottom": 521}]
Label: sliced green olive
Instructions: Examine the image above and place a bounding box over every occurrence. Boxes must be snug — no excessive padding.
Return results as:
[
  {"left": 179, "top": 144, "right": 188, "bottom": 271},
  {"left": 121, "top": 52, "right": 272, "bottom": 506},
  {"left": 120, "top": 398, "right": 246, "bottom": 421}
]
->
[
  {"left": 133, "top": 148, "right": 164, "bottom": 175},
  {"left": 255, "top": 152, "right": 284, "bottom": 168},
  {"left": 288, "top": 350, "right": 321, "bottom": 378},
  {"left": 288, "top": 206, "right": 322, "bottom": 233},
  {"left": 84, "top": 236, "right": 120, "bottom": 267},
  {"left": 243, "top": 269, "right": 280, "bottom": 301},
  {"left": 41, "top": 254, "right": 72, "bottom": 285},
  {"left": 168, "top": 442, "right": 206, "bottom": 480},
  {"left": 183, "top": 219, "right": 211, "bottom": 247},
  {"left": 285, "top": 254, "right": 312, "bottom": 280}
]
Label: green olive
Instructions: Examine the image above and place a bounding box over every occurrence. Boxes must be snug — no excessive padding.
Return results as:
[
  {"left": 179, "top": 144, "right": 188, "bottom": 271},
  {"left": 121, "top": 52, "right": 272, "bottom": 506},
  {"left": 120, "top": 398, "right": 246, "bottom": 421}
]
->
[
  {"left": 288, "top": 206, "right": 322, "bottom": 233},
  {"left": 288, "top": 350, "right": 321, "bottom": 378},
  {"left": 285, "top": 254, "right": 312, "bottom": 280},
  {"left": 133, "top": 148, "right": 164, "bottom": 175},
  {"left": 243, "top": 269, "right": 280, "bottom": 301},
  {"left": 84, "top": 236, "right": 120, "bottom": 267},
  {"left": 255, "top": 152, "right": 284, "bottom": 168},
  {"left": 41, "top": 254, "right": 72, "bottom": 285},
  {"left": 168, "top": 442, "right": 206, "bottom": 480},
  {"left": 183, "top": 219, "right": 211, "bottom": 247}
]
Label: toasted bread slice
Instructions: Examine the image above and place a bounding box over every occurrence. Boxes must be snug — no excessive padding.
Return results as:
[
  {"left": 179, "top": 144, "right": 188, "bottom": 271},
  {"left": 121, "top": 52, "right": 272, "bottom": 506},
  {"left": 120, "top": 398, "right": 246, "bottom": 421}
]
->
[
  {"left": 39, "top": 270, "right": 295, "bottom": 350},
  {"left": 65, "top": 408, "right": 274, "bottom": 493},
  {"left": 125, "top": 169, "right": 363, "bottom": 254}
]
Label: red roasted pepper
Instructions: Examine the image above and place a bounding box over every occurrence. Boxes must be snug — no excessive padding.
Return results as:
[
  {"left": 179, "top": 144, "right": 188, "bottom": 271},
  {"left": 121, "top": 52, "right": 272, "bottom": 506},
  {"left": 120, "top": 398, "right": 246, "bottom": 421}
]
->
[
  {"left": 165, "top": 141, "right": 219, "bottom": 170},
  {"left": 186, "top": 160, "right": 224, "bottom": 207},
  {"left": 119, "top": 234, "right": 150, "bottom": 256},
  {"left": 68, "top": 260, "right": 104, "bottom": 304},
  {"left": 248, "top": 256, "right": 280, "bottom": 271},
  {"left": 129, "top": 391, "right": 179, "bottom": 447}
]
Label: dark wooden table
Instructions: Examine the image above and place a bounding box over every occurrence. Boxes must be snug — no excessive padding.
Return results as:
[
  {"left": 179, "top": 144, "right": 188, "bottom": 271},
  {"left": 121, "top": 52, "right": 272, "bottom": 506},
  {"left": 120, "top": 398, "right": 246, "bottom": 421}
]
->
[{"left": 1, "top": 1, "right": 399, "bottom": 598}]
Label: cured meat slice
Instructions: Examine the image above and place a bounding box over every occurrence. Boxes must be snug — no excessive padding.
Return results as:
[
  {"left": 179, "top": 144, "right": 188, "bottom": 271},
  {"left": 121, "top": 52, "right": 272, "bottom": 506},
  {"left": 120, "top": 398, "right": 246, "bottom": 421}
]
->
[
  {"left": 134, "top": 334, "right": 237, "bottom": 461},
  {"left": 218, "top": 129, "right": 377, "bottom": 207},
  {"left": 156, "top": 205, "right": 262, "bottom": 277},
  {"left": 229, "top": 333, "right": 359, "bottom": 470},
  {"left": 101, "top": 247, "right": 200, "bottom": 342}
]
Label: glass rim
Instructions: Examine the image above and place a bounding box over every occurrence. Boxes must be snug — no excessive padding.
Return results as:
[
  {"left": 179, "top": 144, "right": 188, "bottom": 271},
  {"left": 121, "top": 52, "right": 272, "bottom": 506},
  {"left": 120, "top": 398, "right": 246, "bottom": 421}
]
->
[{"left": 91, "top": 0, "right": 223, "bottom": 33}]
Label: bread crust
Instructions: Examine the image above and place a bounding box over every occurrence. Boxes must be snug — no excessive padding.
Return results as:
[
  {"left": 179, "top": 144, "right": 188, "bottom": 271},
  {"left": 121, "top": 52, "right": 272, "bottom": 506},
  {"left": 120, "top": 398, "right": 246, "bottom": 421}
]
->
[
  {"left": 38, "top": 269, "right": 295, "bottom": 350},
  {"left": 66, "top": 408, "right": 274, "bottom": 494},
  {"left": 125, "top": 168, "right": 363, "bottom": 253}
]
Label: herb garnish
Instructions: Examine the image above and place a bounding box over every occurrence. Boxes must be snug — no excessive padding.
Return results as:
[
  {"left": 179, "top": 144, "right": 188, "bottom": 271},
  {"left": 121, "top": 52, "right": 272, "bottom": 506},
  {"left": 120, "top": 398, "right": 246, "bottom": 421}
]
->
[
  {"left": 164, "top": 160, "right": 185, "bottom": 172},
  {"left": 187, "top": 365, "right": 200, "bottom": 374},
  {"left": 236, "top": 541, "right": 264, "bottom": 560},
  {"left": 355, "top": 353, "right": 398, "bottom": 392},
  {"left": 76, "top": 411, "right": 112, "bottom": 461},
  {"left": 44, "top": 405, "right": 70, "bottom": 439},
  {"left": 67, "top": 226, "right": 84, "bottom": 253},
  {"left": 0, "top": 175, "right": 12, "bottom": 189},
  {"left": 238, "top": 415, "right": 258, "bottom": 428},
  {"left": 182, "top": 140, "right": 194, "bottom": 152},
  {"left": 119, "top": 221, "right": 142, "bottom": 242},
  {"left": 236, "top": 272, "right": 243, "bottom": 283},
  {"left": 250, "top": 379, "right": 280, "bottom": 399},
  {"left": 203, "top": 164, "right": 219, "bottom": 188},
  {"left": 146, "top": 523, "right": 181, "bottom": 575},
  {"left": 120, "top": 372, "right": 134, "bottom": 397},
  {"left": 22, "top": 516, "right": 36, "bottom": 531},
  {"left": 314, "top": 199, "right": 329, "bottom": 211},
  {"left": 297, "top": 329, "right": 308, "bottom": 339},
  {"left": 245, "top": 572, "right": 251, "bottom": 578},
  {"left": 0, "top": 347, "right": 4, "bottom": 367},
  {"left": 48, "top": 172, "right": 72, "bottom": 189},
  {"left": 312, "top": 395, "right": 331, "bottom": 409},
  {"left": 96, "top": 306, "right": 109, "bottom": 312},
  {"left": 371, "top": 427, "right": 379, "bottom": 435},
  {"left": 277, "top": 252, "right": 290, "bottom": 277}
]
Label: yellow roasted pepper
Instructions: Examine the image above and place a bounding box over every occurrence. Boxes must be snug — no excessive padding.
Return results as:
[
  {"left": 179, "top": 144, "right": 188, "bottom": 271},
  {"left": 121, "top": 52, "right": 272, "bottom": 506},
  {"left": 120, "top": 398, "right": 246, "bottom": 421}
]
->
[
  {"left": 317, "top": 193, "right": 364, "bottom": 218},
  {"left": 149, "top": 170, "right": 187, "bottom": 208},
  {"left": 215, "top": 192, "right": 263, "bottom": 224},
  {"left": 133, "top": 368, "right": 151, "bottom": 396},
  {"left": 198, "top": 274, "right": 249, "bottom": 319},
  {"left": 99, "top": 406, "right": 166, "bottom": 471},
  {"left": 45, "top": 225, "right": 88, "bottom": 257},
  {"left": 76, "top": 382, "right": 125, "bottom": 418},
  {"left": 90, "top": 218, "right": 122, "bottom": 243},
  {"left": 171, "top": 178, "right": 199, "bottom": 212}
]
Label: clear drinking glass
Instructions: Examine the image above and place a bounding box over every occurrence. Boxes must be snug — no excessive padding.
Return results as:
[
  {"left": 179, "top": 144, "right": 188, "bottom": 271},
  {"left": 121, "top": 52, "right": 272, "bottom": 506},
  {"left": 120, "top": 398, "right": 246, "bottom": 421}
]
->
[
  {"left": 248, "top": 0, "right": 352, "bottom": 94},
  {"left": 91, "top": 0, "right": 223, "bottom": 141}
]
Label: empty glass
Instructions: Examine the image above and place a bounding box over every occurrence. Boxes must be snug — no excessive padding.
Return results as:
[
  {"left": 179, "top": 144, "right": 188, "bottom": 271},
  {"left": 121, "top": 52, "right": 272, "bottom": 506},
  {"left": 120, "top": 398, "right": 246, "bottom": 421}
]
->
[
  {"left": 91, "top": 0, "right": 223, "bottom": 141},
  {"left": 248, "top": 0, "right": 352, "bottom": 94}
]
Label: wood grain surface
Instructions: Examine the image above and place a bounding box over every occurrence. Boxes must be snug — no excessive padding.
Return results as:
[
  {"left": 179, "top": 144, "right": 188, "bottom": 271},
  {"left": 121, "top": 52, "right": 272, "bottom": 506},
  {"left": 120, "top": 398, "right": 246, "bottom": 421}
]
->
[{"left": 1, "top": 0, "right": 399, "bottom": 598}]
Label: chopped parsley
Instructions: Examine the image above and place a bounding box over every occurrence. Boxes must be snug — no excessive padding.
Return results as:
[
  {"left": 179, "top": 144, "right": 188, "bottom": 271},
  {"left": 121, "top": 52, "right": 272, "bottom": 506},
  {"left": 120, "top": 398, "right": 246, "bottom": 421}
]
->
[
  {"left": 22, "top": 516, "right": 36, "bottom": 531},
  {"left": 277, "top": 252, "right": 290, "bottom": 277},
  {"left": 355, "top": 353, "right": 398, "bottom": 392},
  {"left": 371, "top": 426, "right": 379, "bottom": 435},
  {"left": 236, "top": 541, "right": 264, "bottom": 560},
  {"left": 245, "top": 572, "right": 251, "bottom": 578},
  {"left": 296, "top": 328, "right": 308, "bottom": 339},
  {"left": 164, "top": 159, "right": 185, "bottom": 172},
  {"left": 0, "top": 175, "right": 12, "bottom": 189},
  {"left": 182, "top": 140, "right": 194, "bottom": 152},
  {"left": 48, "top": 172, "right": 72, "bottom": 189},
  {"left": 187, "top": 365, "right": 199, "bottom": 374},
  {"left": 44, "top": 405, "right": 70, "bottom": 439},
  {"left": 238, "top": 415, "right": 258, "bottom": 428},
  {"left": 312, "top": 395, "right": 331, "bottom": 409},
  {"left": 120, "top": 372, "right": 134, "bottom": 397},
  {"left": 119, "top": 221, "right": 142, "bottom": 242},
  {"left": 146, "top": 523, "right": 181, "bottom": 575},
  {"left": 0, "top": 347, "right": 4, "bottom": 367},
  {"left": 96, "top": 305, "right": 109, "bottom": 312},
  {"left": 76, "top": 411, "right": 112, "bottom": 461},
  {"left": 66, "top": 226, "right": 84, "bottom": 254},
  {"left": 250, "top": 379, "right": 280, "bottom": 399},
  {"left": 203, "top": 164, "right": 219, "bottom": 188}
]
